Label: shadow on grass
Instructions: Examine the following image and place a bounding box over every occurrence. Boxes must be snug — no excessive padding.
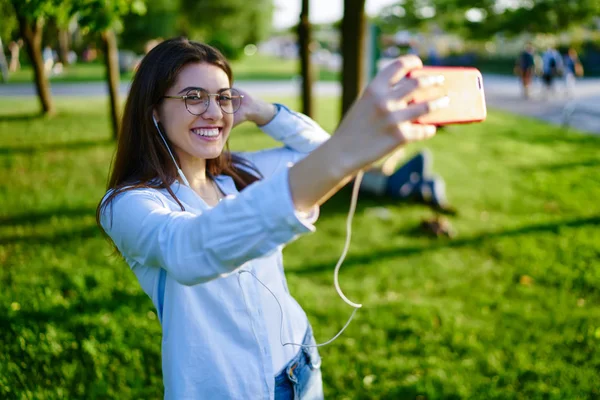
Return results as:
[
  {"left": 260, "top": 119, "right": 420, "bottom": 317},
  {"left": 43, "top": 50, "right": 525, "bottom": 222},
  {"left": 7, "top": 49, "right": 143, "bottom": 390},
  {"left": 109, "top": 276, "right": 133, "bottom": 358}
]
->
[
  {"left": 289, "top": 215, "right": 600, "bottom": 276},
  {"left": 0, "top": 225, "right": 100, "bottom": 246},
  {"left": 0, "top": 112, "right": 45, "bottom": 122},
  {"left": 506, "top": 129, "right": 600, "bottom": 146},
  {"left": 519, "top": 159, "right": 600, "bottom": 172},
  {"left": 319, "top": 183, "right": 446, "bottom": 218},
  {"left": 0, "top": 206, "right": 96, "bottom": 226},
  {"left": 0, "top": 138, "right": 113, "bottom": 155},
  {"left": 0, "top": 206, "right": 103, "bottom": 246},
  {"left": 0, "top": 285, "right": 150, "bottom": 328}
]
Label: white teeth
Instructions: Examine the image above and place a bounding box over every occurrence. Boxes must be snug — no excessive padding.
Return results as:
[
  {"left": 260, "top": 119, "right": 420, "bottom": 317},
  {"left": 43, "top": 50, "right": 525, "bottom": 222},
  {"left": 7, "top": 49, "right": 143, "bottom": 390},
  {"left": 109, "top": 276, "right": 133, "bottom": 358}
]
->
[{"left": 192, "top": 128, "right": 220, "bottom": 137}]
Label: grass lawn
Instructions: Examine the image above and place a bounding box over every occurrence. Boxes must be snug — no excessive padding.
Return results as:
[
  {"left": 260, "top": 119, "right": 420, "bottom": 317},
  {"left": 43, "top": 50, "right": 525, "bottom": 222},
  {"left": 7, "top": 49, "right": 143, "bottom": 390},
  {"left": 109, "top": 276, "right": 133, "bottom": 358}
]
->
[
  {"left": 1, "top": 96, "right": 599, "bottom": 399},
  {"left": 4, "top": 62, "right": 135, "bottom": 84},
  {"left": 4, "top": 54, "right": 339, "bottom": 84}
]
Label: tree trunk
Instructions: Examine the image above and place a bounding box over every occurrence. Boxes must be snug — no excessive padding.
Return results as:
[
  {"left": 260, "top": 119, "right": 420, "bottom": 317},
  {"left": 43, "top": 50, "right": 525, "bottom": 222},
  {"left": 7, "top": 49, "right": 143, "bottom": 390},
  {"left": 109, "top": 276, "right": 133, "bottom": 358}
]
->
[
  {"left": 57, "top": 28, "right": 70, "bottom": 66},
  {"left": 18, "top": 16, "right": 54, "bottom": 115},
  {"left": 340, "top": 0, "right": 367, "bottom": 118},
  {"left": 101, "top": 29, "right": 121, "bottom": 140},
  {"left": 298, "top": 0, "right": 313, "bottom": 117},
  {"left": 0, "top": 38, "right": 9, "bottom": 83}
]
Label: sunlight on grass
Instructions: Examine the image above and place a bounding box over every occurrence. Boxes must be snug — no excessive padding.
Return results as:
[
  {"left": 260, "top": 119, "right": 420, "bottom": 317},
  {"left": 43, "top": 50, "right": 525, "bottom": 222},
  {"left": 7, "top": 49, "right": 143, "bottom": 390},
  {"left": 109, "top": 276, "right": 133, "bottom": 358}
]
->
[
  {"left": 1, "top": 97, "right": 599, "bottom": 398},
  {"left": 5, "top": 54, "right": 338, "bottom": 85}
]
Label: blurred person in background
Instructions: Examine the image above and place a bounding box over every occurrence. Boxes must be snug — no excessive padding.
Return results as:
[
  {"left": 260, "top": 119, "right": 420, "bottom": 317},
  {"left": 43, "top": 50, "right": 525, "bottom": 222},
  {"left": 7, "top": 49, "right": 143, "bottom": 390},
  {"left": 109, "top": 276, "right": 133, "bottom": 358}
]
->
[
  {"left": 541, "top": 46, "right": 563, "bottom": 97},
  {"left": 0, "top": 38, "right": 9, "bottom": 82},
  {"left": 8, "top": 39, "right": 22, "bottom": 72},
  {"left": 515, "top": 43, "right": 535, "bottom": 99},
  {"left": 42, "top": 45, "right": 55, "bottom": 74},
  {"left": 360, "top": 148, "right": 455, "bottom": 214},
  {"left": 562, "top": 48, "right": 584, "bottom": 98}
]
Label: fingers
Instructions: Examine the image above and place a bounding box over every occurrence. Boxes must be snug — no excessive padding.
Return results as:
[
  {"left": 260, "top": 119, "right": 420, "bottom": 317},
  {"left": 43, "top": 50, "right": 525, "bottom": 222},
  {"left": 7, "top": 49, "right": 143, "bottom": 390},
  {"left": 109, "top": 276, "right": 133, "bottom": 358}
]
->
[
  {"left": 390, "top": 74, "right": 446, "bottom": 102},
  {"left": 371, "top": 55, "right": 423, "bottom": 90},
  {"left": 391, "top": 96, "right": 448, "bottom": 123},
  {"left": 399, "top": 124, "right": 437, "bottom": 143}
]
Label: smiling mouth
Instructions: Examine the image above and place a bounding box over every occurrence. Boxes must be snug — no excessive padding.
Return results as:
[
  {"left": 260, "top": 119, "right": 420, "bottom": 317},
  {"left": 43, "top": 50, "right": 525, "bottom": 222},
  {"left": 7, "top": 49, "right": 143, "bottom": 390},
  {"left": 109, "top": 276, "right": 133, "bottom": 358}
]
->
[{"left": 191, "top": 127, "right": 221, "bottom": 138}]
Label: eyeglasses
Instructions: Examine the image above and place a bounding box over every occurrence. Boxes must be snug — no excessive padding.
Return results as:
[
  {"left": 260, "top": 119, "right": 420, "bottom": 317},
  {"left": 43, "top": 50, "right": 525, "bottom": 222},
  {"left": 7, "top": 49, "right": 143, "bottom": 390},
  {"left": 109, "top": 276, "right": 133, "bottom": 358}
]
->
[{"left": 163, "top": 88, "right": 243, "bottom": 116}]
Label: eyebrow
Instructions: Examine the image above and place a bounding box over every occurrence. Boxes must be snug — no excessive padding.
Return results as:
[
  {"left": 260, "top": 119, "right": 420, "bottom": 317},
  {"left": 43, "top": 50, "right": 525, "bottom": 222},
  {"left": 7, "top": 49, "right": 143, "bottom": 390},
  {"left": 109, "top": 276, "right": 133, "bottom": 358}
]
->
[{"left": 177, "top": 86, "right": 231, "bottom": 94}]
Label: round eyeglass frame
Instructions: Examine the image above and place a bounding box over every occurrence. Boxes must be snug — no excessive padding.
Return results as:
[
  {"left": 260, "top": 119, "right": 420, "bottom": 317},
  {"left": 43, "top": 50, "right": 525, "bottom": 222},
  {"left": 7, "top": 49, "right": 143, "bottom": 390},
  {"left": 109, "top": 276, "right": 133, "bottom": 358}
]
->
[{"left": 163, "top": 87, "right": 244, "bottom": 116}]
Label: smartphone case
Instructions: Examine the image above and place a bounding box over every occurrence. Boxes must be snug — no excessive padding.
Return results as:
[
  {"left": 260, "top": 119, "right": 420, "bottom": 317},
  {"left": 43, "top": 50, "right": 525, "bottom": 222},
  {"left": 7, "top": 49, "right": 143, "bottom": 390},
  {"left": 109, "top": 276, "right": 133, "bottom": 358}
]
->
[{"left": 407, "top": 66, "right": 487, "bottom": 125}]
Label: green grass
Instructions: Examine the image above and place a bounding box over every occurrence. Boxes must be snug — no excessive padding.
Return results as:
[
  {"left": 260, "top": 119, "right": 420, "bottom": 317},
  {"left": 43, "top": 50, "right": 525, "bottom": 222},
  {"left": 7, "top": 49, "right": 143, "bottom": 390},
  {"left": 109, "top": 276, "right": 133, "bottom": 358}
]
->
[
  {"left": 4, "top": 62, "right": 135, "bottom": 84},
  {"left": 4, "top": 54, "right": 339, "bottom": 84},
  {"left": 1, "top": 97, "right": 600, "bottom": 399}
]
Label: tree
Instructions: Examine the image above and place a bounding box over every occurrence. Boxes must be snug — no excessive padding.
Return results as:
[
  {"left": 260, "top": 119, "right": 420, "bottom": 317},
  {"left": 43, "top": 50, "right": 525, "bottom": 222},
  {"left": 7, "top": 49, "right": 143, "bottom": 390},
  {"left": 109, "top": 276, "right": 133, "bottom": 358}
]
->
[
  {"left": 7, "top": 0, "right": 64, "bottom": 115},
  {"left": 53, "top": 6, "right": 74, "bottom": 66},
  {"left": 0, "top": 0, "right": 18, "bottom": 82},
  {"left": 0, "top": 0, "right": 18, "bottom": 44},
  {"left": 298, "top": 0, "right": 314, "bottom": 117},
  {"left": 77, "top": 0, "right": 146, "bottom": 139},
  {"left": 340, "top": 0, "right": 367, "bottom": 117},
  {"left": 178, "top": 0, "right": 273, "bottom": 60},
  {"left": 379, "top": 0, "right": 600, "bottom": 40},
  {"left": 120, "top": 0, "right": 179, "bottom": 54}
]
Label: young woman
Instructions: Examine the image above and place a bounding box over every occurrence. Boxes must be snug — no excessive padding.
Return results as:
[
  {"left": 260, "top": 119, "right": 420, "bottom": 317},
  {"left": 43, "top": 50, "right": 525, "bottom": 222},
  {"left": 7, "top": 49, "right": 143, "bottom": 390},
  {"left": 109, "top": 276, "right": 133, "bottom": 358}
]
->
[{"left": 97, "top": 37, "right": 446, "bottom": 399}]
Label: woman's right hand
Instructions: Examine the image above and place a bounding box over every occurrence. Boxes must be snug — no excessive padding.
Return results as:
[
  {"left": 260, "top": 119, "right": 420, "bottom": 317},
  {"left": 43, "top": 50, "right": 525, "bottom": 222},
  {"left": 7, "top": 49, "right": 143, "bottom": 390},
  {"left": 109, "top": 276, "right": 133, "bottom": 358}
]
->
[
  {"left": 330, "top": 55, "right": 447, "bottom": 175},
  {"left": 288, "top": 55, "right": 448, "bottom": 212}
]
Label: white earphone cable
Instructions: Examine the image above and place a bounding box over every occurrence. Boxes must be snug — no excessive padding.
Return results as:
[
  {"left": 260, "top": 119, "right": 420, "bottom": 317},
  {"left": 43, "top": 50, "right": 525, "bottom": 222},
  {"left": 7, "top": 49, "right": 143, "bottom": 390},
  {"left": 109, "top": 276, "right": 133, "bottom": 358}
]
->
[
  {"left": 241, "top": 170, "right": 365, "bottom": 348},
  {"left": 155, "top": 112, "right": 365, "bottom": 348},
  {"left": 153, "top": 116, "right": 191, "bottom": 187}
]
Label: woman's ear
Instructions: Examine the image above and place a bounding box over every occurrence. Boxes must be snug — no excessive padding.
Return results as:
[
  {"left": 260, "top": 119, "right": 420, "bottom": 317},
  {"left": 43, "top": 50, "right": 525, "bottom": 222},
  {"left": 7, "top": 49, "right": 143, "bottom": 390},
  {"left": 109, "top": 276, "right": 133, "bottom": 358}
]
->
[{"left": 152, "top": 109, "right": 160, "bottom": 123}]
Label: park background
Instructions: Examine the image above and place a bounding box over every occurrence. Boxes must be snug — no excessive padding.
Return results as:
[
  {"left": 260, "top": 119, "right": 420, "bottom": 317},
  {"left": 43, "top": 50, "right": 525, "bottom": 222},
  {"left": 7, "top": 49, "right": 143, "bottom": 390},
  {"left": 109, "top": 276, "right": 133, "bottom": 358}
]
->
[{"left": 1, "top": 0, "right": 600, "bottom": 399}]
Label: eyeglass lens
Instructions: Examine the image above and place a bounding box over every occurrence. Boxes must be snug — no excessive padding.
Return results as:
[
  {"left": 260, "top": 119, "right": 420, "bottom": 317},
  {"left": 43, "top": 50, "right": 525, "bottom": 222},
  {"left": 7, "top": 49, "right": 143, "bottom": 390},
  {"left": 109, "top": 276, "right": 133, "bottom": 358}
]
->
[{"left": 185, "top": 88, "right": 242, "bottom": 115}]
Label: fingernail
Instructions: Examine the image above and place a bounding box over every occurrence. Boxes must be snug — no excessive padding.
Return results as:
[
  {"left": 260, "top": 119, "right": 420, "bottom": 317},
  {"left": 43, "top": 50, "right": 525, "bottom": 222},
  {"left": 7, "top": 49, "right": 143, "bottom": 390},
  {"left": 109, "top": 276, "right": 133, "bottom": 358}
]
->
[
  {"left": 430, "top": 96, "right": 450, "bottom": 111},
  {"left": 425, "top": 125, "right": 436, "bottom": 135},
  {"left": 423, "top": 75, "right": 445, "bottom": 86}
]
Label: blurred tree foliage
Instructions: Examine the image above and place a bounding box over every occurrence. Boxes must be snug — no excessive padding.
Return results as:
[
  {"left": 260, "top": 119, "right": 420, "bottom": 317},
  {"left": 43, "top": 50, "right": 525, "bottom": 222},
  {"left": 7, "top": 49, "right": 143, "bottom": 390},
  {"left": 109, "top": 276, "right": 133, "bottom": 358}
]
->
[
  {"left": 76, "top": 0, "right": 147, "bottom": 139},
  {"left": 120, "top": 0, "right": 179, "bottom": 53},
  {"left": 119, "top": 0, "right": 273, "bottom": 58},
  {"left": 178, "top": 0, "right": 273, "bottom": 59},
  {"left": 376, "top": 0, "right": 600, "bottom": 39},
  {"left": 0, "top": 0, "right": 18, "bottom": 43},
  {"left": 5, "top": 0, "right": 75, "bottom": 114}
]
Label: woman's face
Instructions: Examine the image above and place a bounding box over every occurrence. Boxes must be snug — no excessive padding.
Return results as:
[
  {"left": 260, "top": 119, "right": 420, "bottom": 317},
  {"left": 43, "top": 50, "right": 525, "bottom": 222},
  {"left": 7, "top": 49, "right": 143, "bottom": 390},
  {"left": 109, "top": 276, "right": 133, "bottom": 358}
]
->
[{"left": 155, "top": 62, "right": 233, "bottom": 165}]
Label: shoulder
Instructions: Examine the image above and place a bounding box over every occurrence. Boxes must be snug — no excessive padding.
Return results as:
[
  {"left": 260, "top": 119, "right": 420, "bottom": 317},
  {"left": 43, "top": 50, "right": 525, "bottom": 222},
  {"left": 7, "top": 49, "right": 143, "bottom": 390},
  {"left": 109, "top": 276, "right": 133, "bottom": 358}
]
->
[
  {"left": 100, "top": 186, "right": 170, "bottom": 218},
  {"left": 99, "top": 186, "right": 172, "bottom": 233}
]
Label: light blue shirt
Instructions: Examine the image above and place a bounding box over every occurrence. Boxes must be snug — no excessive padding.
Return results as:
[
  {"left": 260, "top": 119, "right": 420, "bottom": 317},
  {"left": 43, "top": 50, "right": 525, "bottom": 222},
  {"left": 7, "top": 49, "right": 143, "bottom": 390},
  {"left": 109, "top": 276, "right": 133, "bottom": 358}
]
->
[{"left": 100, "top": 105, "right": 330, "bottom": 399}]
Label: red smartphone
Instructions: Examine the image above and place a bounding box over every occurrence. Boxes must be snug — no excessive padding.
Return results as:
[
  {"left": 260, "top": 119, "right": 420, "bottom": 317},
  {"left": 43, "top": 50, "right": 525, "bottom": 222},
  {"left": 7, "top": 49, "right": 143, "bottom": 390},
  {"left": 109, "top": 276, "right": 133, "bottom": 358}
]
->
[{"left": 407, "top": 66, "right": 487, "bottom": 125}]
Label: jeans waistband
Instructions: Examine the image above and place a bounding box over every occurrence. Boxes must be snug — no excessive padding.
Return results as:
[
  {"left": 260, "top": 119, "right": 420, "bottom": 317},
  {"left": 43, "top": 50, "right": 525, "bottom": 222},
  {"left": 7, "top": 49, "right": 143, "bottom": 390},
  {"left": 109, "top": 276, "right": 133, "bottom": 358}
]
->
[{"left": 274, "top": 324, "right": 315, "bottom": 385}]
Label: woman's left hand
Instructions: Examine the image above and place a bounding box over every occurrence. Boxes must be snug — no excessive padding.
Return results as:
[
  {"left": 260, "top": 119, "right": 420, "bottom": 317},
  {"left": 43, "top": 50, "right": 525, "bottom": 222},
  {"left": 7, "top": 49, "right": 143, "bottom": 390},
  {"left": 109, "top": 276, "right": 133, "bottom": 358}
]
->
[{"left": 232, "top": 88, "right": 277, "bottom": 128}]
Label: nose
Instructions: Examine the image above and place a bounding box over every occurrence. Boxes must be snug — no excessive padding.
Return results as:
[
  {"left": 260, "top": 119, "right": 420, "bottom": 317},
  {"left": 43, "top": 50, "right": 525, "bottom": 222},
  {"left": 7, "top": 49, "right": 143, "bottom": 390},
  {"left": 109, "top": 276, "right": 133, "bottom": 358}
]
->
[{"left": 202, "top": 95, "right": 223, "bottom": 120}]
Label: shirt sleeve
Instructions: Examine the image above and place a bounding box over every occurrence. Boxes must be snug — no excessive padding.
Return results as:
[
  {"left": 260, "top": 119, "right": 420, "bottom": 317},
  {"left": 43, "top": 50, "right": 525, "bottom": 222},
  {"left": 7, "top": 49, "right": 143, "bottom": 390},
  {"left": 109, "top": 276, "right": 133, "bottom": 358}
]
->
[
  {"left": 236, "top": 104, "right": 331, "bottom": 179},
  {"left": 100, "top": 167, "right": 316, "bottom": 286},
  {"left": 259, "top": 103, "right": 331, "bottom": 153}
]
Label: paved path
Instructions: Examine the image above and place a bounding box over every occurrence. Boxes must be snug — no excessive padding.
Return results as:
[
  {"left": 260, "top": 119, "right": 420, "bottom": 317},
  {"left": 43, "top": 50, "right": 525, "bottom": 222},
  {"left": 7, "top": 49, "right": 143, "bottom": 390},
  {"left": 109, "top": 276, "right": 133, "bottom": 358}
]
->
[{"left": 1, "top": 74, "right": 599, "bottom": 134}]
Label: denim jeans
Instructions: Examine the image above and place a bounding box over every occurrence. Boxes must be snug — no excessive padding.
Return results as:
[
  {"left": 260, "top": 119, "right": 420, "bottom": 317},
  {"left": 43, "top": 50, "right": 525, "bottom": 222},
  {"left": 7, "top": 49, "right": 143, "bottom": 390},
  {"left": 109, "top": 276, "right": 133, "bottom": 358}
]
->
[{"left": 274, "top": 325, "right": 324, "bottom": 400}]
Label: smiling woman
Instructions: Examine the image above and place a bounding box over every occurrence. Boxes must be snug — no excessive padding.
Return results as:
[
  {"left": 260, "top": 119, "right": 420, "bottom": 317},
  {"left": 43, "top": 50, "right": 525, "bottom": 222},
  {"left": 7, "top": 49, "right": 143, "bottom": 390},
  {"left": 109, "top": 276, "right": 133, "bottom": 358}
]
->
[{"left": 96, "top": 37, "right": 445, "bottom": 399}]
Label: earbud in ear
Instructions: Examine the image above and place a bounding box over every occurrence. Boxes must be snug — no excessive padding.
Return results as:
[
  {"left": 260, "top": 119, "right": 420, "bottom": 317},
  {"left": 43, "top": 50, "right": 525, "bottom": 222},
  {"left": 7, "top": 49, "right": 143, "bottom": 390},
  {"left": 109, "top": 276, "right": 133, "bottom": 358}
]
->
[{"left": 152, "top": 115, "right": 161, "bottom": 131}]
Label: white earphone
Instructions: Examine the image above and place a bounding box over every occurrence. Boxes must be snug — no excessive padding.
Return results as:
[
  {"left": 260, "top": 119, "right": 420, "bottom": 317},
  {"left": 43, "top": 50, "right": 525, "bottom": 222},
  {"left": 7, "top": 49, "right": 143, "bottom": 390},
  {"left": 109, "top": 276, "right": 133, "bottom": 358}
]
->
[{"left": 152, "top": 115, "right": 191, "bottom": 187}]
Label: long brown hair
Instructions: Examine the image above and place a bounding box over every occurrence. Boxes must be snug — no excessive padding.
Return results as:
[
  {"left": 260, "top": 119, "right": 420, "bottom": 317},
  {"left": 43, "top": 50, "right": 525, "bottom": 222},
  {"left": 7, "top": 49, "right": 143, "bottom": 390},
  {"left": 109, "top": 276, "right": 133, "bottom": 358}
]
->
[{"left": 96, "top": 37, "right": 261, "bottom": 230}]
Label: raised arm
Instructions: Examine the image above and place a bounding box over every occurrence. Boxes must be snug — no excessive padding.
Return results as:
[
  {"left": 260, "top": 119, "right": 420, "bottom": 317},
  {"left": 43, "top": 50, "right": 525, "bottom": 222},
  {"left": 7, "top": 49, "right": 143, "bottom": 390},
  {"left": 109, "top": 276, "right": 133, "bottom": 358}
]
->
[
  {"left": 288, "top": 56, "right": 447, "bottom": 211},
  {"left": 234, "top": 100, "right": 331, "bottom": 178},
  {"left": 101, "top": 167, "right": 314, "bottom": 286}
]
